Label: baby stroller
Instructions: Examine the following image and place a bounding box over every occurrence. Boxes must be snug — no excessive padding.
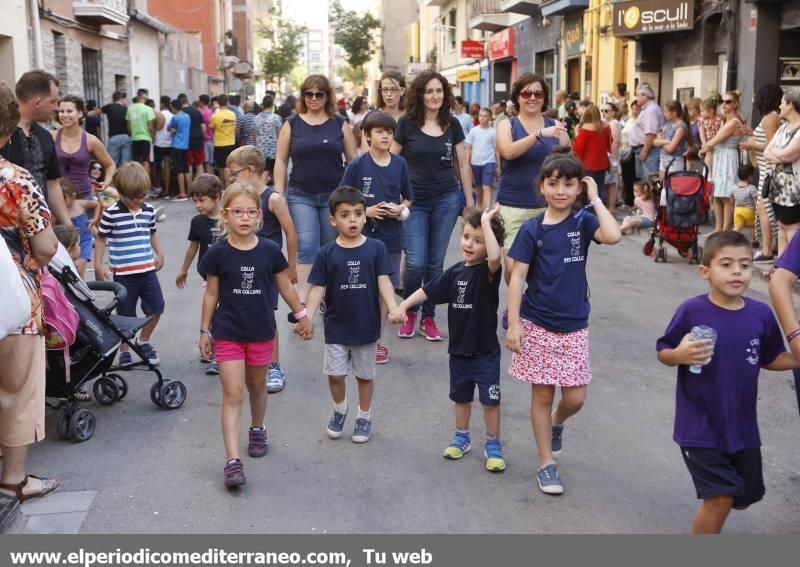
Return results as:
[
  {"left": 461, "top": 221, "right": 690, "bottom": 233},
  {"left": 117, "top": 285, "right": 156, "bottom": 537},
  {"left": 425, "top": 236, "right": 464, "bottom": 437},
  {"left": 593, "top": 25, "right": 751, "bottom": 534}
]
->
[
  {"left": 45, "top": 248, "right": 187, "bottom": 442},
  {"left": 644, "top": 159, "right": 711, "bottom": 264}
]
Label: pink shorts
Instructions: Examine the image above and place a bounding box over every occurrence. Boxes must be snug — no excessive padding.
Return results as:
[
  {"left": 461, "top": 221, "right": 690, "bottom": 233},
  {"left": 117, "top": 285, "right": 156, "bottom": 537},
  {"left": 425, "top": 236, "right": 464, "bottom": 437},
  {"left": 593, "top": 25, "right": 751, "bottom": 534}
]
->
[
  {"left": 214, "top": 338, "right": 275, "bottom": 366},
  {"left": 509, "top": 319, "right": 592, "bottom": 387}
]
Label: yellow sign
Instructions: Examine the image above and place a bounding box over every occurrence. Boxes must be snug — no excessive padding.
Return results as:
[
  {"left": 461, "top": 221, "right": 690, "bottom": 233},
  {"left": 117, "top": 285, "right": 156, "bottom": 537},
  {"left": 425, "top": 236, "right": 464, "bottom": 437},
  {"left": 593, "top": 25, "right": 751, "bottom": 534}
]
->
[
  {"left": 457, "top": 69, "right": 480, "bottom": 82},
  {"left": 624, "top": 6, "right": 640, "bottom": 28}
]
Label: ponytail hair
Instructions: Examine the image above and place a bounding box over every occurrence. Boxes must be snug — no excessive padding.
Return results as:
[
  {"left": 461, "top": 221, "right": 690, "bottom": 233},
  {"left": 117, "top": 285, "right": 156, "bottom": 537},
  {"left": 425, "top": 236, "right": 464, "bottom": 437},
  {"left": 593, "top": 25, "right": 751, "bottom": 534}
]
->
[{"left": 664, "top": 99, "right": 695, "bottom": 149}]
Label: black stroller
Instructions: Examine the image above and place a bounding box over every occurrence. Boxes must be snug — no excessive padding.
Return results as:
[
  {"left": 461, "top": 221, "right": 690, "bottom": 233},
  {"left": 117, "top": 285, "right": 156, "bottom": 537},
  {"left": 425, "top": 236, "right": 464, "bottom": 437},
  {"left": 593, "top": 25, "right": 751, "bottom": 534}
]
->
[{"left": 46, "top": 250, "right": 187, "bottom": 442}]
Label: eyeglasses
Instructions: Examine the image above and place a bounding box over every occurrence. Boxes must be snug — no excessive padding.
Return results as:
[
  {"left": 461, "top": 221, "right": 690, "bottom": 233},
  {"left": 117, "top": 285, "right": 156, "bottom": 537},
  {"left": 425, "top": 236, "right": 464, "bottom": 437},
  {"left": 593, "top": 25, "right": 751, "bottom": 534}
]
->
[
  {"left": 601, "top": 108, "right": 613, "bottom": 113},
  {"left": 229, "top": 166, "right": 249, "bottom": 178},
  {"left": 722, "top": 99, "right": 735, "bottom": 105},
  {"left": 303, "top": 91, "right": 327, "bottom": 100},
  {"left": 380, "top": 87, "right": 402, "bottom": 94},
  {"left": 223, "top": 207, "right": 260, "bottom": 218},
  {"left": 519, "top": 90, "right": 545, "bottom": 101}
]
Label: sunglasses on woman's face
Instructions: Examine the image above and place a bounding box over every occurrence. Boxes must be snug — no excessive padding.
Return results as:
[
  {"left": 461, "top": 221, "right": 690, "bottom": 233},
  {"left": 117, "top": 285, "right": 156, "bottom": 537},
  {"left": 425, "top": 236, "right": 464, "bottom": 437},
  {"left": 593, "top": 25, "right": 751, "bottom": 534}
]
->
[
  {"left": 722, "top": 99, "right": 735, "bottom": 105},
  {"left": 303, "top": 91, "right": 326, "bottom": 100},
  {"left": 519, "top": 90, "right": 545, "bottom": 101}
]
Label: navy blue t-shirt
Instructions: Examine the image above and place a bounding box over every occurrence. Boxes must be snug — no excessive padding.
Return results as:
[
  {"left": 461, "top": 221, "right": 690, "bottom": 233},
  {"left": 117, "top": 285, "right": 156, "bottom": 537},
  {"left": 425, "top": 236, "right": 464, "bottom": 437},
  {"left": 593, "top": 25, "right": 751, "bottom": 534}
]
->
[
  {"left": 423, "top": 260, "right": 501, "bottom": 355},
  {"left": 498, "top": 117, "right": 559, "bottom": 209},
  {"left": 656, "top": 295, "right": 785, "bottom": 453},
  {"left": 187, "top": 214, "right": 222, "bottom": 276},
  {"left": 259, "top": 188, "right": 284, "bottom": 248},
  {"left": 507, "top": 210, "right": 600, "bottom": 333},
  {"left": 287, "top": 114, "right": 347, "bottom": 194},
  {"left": 394, "top": 116, "right": 464, "bottom": 201},
  {"left": 308, "top": 237, "right": 392, "bottom": 345},
  {"left": 198, "top": 238, "right": 288, "bottom": 342},
  {"left": 339, "top": 153, "right": 414, "bottom": 253}
]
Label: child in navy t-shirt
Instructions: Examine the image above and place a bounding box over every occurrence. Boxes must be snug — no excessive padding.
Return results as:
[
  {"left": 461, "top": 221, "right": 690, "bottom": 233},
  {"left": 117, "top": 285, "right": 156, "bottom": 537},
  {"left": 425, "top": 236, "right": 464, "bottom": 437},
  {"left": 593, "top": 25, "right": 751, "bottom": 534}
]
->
[
  {"left": 340, "top": 111, "right": 413, "bottom": 365},
  {"left": 305, "top": 187, "right": 398, "bottom": 444},
  {"left": 391, "top": 205, "right": 506, "bottom": 472},
  {"left": 505, "top": 149, "right": 622, "bottom": 496},
  {"left": 657, "top": 231, "right": 800, "bottom": 534}
]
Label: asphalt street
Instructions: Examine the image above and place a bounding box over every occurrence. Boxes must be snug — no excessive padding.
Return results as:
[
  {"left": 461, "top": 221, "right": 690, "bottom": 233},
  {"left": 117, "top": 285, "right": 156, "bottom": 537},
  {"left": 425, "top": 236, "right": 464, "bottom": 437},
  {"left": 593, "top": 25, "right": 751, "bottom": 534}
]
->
[{"left": 27, "top": 199, "right": 800, "bottom": 534}]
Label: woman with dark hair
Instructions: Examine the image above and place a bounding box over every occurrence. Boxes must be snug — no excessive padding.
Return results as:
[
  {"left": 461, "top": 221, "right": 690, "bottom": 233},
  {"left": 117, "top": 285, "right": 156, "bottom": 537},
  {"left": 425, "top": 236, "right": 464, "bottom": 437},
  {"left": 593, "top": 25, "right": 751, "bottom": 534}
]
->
[
  {"left": 390, "top": 70, "right": 474, "bottom": 341},
  {"left": 764, "top": 88, "right": 800, "bottom": 256},
  {"left": 0, "top": 82, "right": 60, "bottom": 503},
  {"left": 350, "top": 96, "right": 368, "bottom": 126},
  {"left": 375, "top": 70, "right": 406, "bottom": 121},
  {"left": 276, "top": 95, "right": 297, "bottom": 122},
  {"left": 495, "top": 73, "right": 569, "bottom": 325},
  {"left": 741, "top": 83, "right": 783, "bottom": 262},
  {"left": 274, "top": 75, "right": 357, "bottom": 301},
  {"left": 55, "top": 95, "right": 115, "bottom": 199}
]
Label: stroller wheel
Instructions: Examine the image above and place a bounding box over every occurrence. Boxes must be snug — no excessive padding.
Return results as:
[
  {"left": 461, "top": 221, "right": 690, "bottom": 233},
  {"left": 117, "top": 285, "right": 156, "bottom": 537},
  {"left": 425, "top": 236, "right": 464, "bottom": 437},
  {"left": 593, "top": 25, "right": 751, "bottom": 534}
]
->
[
  {"left": 643, "top": 240, "right": 654, "bottom": 256},
  {"left": 107, "top": 373, "right": 128, "bottom": 400},
  {"left": 56, "top": 407, "right": 72, "bottom": 440},
  {"left": 150, "top": 382, "right": 162, "bottom": 407},
  {"left": 93, "top": 377, "right": 120, "bottom": 406},
  {"left": 69, "top": 409, "right": 96, "bottom": 442},
  {"left": 159, "top": 381, "right": 187, "bottom": 410}
]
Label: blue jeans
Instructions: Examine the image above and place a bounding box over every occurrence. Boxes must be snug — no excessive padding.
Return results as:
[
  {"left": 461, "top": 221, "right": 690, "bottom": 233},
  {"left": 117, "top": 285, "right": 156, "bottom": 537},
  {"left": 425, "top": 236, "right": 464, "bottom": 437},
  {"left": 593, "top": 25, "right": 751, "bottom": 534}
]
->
[
  {"left": 108, "top": 134, "right": 132, "bottom": 165},
  {"left": 402, "top": 189, "right": 461, "bottom": 318},
  {"left": 635, "top": 146, "right": 660, "bottom": 181},
  {"left": 286, "top": 187, "right": 337, "bottom": 264}
]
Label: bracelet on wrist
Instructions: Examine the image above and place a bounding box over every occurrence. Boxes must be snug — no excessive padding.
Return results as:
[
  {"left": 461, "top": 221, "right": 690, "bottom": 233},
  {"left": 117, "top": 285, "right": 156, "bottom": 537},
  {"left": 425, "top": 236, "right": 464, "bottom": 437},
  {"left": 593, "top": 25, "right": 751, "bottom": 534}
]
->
[
  {"left": 200, "top": 328, "right": 213, "bottom": 339},
  {"left": 589, "top": 197, "right": 602, "bottom": 208},
  {"left": 293, "top": 308, "right": 308, "bottom": 320},
  {"left": 535, "top": 129, "right": 543, "bottom": 142},
  {"left": 787, "top": 328, "right": 800, "bottom": 343}
]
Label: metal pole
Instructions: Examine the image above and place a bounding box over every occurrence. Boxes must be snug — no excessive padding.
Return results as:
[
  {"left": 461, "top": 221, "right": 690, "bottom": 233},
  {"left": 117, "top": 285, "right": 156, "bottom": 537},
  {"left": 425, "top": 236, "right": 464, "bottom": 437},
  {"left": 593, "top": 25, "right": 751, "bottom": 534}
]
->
[{"left": 30, "top": 0, "right": 43, "bottom": 69}]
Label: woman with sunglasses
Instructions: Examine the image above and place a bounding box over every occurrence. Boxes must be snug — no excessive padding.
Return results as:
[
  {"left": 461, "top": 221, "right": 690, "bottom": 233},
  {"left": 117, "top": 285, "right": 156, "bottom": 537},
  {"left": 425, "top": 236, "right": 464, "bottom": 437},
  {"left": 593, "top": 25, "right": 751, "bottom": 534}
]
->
[
  {"left": 620, "top": 100, "right": 640, "bottom": 207},
  {"left": 274, "top": 74, "right": 357, "bottom": 303},
  {"left": 55, "top": 95, "right": 115, "bottom": 199},
  {"left": 390, "top": 70, "right": 474, "bottom": 341},
  {"left": 700, "top": 91, "right": 744, "bottom": 232},
  {"left": 496, "top": 73, "right": 569, "bottom": 324}
]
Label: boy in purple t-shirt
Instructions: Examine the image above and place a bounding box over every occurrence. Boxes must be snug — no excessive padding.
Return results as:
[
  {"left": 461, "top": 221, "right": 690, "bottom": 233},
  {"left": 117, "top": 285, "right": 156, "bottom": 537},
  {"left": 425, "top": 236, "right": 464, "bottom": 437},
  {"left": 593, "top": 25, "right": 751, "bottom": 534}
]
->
[{"left": 657, "top": 231, "right": 800, "bottom": 534}]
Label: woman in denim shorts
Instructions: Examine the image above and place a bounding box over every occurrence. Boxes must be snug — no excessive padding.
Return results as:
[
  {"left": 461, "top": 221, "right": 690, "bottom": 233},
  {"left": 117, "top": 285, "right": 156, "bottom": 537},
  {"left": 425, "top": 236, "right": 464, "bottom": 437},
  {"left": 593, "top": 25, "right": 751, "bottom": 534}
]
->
[{"left": 273, "top": 74, "right": 357, "bottom": 301}]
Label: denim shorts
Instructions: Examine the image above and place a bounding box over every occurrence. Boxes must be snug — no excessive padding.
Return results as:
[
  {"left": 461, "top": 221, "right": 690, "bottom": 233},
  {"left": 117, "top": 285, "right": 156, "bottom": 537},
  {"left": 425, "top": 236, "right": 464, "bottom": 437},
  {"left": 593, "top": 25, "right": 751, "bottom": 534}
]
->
[
  {"left": 287, "top": 187, "right": 337, "bottom": 263},
  {"left": 471, "top": 163, "right": 496, "bottom": 187},
  {"left": 449, "top": 350, "right": 501, "bottom": 406},
  {"left": 113, "top": 270, "right": 165, "bottom": 317}
]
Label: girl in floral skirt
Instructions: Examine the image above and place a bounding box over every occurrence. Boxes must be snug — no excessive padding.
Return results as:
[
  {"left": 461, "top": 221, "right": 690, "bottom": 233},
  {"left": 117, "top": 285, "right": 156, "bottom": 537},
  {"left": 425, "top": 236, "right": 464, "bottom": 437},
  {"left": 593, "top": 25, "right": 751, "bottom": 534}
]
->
[{"left": 505, "top": 149, "right": 621, "bottom": 495}]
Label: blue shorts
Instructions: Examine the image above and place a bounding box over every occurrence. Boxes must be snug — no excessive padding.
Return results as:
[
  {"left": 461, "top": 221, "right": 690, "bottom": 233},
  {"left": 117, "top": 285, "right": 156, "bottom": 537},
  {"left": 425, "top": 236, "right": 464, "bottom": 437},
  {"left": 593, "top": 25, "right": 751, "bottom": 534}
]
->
[
  {"left": 681, "top": 447, "right": 764, "bottom": 510},
  {"left": 471, "top": 163, "right": 496, "bottom": 187},
  {"left": 113, "top": 271, "right": 166, "bottom": 317},
  {"left": 448, "top": 350, "right": 501, "bottom": 406}
]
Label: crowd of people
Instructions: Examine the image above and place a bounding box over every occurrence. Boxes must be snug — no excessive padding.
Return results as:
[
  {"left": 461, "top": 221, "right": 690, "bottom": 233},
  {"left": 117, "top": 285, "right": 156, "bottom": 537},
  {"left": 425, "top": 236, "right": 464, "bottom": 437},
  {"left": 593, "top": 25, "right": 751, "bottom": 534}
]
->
[{"left": 1, "top": 66, "right": 800, "bottom": 535}]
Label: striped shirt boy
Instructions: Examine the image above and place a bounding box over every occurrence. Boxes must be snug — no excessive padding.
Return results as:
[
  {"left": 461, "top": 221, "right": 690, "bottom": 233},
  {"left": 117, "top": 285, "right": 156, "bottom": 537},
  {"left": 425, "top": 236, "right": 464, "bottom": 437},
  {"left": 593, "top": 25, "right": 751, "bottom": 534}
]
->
[{"left": 97, "top": 201, "right": 156, "bottom": 275}]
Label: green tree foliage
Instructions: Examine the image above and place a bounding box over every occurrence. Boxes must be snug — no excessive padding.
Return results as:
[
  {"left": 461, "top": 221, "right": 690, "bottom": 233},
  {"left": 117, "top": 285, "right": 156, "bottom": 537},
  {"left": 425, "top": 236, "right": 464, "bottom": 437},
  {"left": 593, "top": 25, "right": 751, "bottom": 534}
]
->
[
  {"left": 336, "top": 64, "right": 367, "bottom": 85},
  {"left": 330, "top": 1, "right": 381, "bottom": 69},
  {"left": 258, "top": 4, "right": 307, "bottom": 86}
]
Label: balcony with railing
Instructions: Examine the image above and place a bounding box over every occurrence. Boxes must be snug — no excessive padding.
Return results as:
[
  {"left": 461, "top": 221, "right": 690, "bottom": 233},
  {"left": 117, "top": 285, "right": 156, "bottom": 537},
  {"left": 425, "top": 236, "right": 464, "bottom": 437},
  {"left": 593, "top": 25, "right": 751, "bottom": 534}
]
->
[
  {"left": 73, "top": 0, "right": 129, "bottom": 27},
  {"left": 501, "top": 0, "right": 542, "bottom": 16},
  {"left": 469, "top": 0, "right": 526, "bottom": 32}
]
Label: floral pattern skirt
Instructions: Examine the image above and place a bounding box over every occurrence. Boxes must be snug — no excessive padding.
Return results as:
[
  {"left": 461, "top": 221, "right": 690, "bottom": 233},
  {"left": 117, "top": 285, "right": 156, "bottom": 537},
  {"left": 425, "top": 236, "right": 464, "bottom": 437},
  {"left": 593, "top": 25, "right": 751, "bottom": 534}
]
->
[{"left": 509, "top": 319, "right": 592, "bottom": 387}]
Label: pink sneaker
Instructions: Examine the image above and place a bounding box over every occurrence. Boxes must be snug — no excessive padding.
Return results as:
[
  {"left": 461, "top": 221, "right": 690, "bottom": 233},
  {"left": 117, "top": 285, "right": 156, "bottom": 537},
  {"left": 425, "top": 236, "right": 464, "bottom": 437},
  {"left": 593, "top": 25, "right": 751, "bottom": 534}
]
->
[
  {"left": 420, "top": 317, "right": 443, "bottom": 341},
  {"left": 376, "top": 343, "right": 389, "bottom": 364},
  {"left": 398, "top": 310, "right": 417, "bottom": 338}
]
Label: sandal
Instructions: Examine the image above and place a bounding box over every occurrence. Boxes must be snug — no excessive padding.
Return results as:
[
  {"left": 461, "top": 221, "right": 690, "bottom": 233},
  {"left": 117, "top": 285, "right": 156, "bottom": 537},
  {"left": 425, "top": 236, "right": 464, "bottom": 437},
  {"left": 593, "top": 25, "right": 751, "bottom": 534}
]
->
[{"left": 0, "top": 474, "right": 60, "bottom": 502}]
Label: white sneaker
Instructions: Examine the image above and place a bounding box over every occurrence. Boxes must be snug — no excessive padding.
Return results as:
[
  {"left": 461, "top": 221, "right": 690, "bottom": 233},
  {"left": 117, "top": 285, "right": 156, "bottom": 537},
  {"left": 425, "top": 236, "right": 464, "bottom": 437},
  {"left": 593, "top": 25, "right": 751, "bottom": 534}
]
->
[{"left": 154, "top": 206, "right": 166, "bottom": 222}]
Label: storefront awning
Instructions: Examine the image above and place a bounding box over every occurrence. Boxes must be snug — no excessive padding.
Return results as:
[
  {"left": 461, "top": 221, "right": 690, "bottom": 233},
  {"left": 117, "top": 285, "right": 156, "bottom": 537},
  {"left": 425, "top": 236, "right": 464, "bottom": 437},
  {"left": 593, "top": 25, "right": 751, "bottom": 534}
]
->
[
  {"left": 501, "top": 0, "right": 542, "bottom": 17},
  {"left": 540, "top": 0, "right": 589, "bottom": 17}
]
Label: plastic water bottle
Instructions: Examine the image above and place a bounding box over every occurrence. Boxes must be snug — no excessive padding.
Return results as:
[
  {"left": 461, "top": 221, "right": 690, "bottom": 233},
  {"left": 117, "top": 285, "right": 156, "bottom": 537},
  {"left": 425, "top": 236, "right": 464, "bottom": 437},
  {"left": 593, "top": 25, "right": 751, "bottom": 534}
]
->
[{"left": 689, "top": 325, "right": 717, "bottom": 374}]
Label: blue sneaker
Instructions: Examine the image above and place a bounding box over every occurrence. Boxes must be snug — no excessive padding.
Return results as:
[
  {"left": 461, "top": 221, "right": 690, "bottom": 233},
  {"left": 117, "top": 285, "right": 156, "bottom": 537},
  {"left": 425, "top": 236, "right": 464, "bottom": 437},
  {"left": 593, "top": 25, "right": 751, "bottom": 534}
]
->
[
  {"left": 205, "top": 361, "right": 219, "bottom": 375},
  {"left": 537, "top": 463, "right": 564, "bottom": 495},
  {"left": 266, "top": 363, "right": 286, "bottom": 393},
  {"left": 484, "top": 439, "right": 506, "bottom": 472},
  {"left": 351, "top": 418, "right": 371, "bottom": 443},
  {"left": 118, "top": 351, "right": 133, "bottom": 369},
  {"left": 443, "top": 432, "right": 471, "bottom": 459},
  {"left": 552, "top": 423, "right": 564, "bottom": 456},
  {"left": 326, "top": 409, "right": 347, "bottom": 439},
  {"left": 138, "top": 342, "right": 160, "bottom": 366}
]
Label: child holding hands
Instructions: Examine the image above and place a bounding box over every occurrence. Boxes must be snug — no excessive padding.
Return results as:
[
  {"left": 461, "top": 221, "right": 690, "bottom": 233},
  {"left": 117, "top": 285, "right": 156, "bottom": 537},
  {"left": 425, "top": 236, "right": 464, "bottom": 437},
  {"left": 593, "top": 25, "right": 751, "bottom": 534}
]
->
[
  {"left": 391, "top": 205, "right": 506, "bottom": 471},
  {"left": 506, "top": 149, "right": 621, "bottom": 495}
]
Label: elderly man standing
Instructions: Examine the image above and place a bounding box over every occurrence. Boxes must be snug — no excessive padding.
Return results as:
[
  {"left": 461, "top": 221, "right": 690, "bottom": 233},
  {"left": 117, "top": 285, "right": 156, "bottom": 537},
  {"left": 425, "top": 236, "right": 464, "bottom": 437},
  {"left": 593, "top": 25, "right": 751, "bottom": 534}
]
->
[
  {"left": 629, "top": 83, "right": 664, "bottom": 181},
  {"left": 0, "top": 70, "right": 69, "bottom": 224},
  {"left": 236, "top": 100, "right": 257, "bottom": 147}
]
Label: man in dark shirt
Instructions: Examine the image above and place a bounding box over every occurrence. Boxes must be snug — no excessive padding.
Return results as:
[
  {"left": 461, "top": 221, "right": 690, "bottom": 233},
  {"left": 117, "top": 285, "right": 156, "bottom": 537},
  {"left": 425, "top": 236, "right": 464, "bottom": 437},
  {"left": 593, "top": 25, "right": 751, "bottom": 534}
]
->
[
  {"left": 102, "top": 91, "right": 130, "bottom": 164},
  {"left": 0, "top": 69, "right": 69, "bottom": 224},
  {"left": 84, "top": 100, "right": 102, "bottom": 139},
  {"left": 178, "top": 93, "right": 205, "bottom": 177}
]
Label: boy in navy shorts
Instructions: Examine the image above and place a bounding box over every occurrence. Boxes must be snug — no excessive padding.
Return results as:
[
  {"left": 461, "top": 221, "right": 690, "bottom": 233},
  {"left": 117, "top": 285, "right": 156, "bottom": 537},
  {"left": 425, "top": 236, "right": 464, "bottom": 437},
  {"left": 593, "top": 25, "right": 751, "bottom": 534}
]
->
[
  {"left": 340, "top": 111, "right": 413, "bottom": 365},
  {"left": 390, "top": 205, "right": 506, "bottom": 471},
  {"left": 305, "top": 187, "right": 398, "bottom": 443},
  {"left": 657, "top": 231, "right": 800, "bottom": 533},
  {"left": 95, "top": 162, "right": 166, "bottom": 368}
]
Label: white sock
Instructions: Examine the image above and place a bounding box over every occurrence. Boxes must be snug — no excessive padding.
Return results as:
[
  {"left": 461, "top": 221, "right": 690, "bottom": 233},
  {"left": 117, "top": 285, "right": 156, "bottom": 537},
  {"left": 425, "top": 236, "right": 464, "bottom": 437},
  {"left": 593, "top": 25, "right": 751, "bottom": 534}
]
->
[
  {"left": 357, "top": 407, "right": 371, "bottom": 421},
  {"left": 334, "top": 401, "right": 348, "bottom": 414},
  {"left": 250, "top": 425, "right": 265, "bottom": 431}
]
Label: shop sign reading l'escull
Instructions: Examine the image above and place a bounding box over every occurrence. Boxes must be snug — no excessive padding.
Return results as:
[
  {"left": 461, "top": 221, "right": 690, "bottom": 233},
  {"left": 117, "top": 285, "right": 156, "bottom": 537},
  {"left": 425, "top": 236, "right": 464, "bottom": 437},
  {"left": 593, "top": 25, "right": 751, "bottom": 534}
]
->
[{"left": 612, "top": 0, "right": 694, "bottom": 36}]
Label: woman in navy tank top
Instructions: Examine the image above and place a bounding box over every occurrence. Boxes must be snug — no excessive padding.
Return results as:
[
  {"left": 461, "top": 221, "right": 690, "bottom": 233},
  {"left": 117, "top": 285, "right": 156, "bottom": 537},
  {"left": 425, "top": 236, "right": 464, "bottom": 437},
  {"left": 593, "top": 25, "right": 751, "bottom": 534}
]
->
[
  {"left": 496, "top": 74, "right": 570, "bottom": 304},
  {"left": 274, "top": 75, "right": 357, "bottom": 302}
]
